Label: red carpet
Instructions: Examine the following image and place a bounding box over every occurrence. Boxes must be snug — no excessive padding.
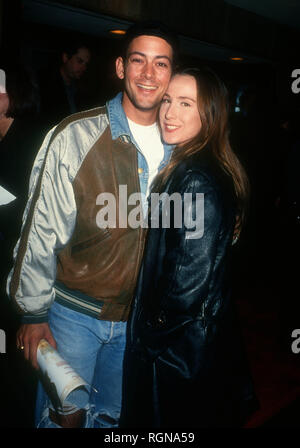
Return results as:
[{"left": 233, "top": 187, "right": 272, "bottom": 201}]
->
[{"left": 236, "top": 285, "right": 300, "bottom": 427}]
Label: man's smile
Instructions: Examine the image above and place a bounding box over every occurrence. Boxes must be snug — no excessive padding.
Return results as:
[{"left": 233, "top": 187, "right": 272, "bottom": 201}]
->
[{"left": 136, "top": 83, "right": 158, "bottom": 91}]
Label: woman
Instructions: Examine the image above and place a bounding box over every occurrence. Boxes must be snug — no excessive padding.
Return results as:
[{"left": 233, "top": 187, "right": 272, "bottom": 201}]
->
[{"left": 120, "top": 67, "right": 257, "bottom": 428}]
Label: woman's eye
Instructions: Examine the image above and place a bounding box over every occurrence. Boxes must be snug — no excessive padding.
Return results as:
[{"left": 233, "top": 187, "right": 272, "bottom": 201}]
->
[
  {"left": 181, "top": 102, "right": 191, "bottom": 107},
  {"left": 162, "top": 98, "right": 170, "bottom": 103}
]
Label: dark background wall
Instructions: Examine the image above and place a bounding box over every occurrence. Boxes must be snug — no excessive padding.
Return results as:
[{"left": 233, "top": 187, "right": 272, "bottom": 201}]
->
[{"left": 1, "top": 0, "right": 300, "bottom": 110}]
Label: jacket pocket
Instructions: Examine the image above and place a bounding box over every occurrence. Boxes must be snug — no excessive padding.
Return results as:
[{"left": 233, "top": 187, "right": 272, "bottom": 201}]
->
[{"left": 71, "top": 229, "right": 111, "bottom": 254}]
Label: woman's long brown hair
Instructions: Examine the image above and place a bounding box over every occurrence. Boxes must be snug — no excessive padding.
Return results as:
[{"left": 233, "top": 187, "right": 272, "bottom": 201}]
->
[{"left": 152, "top": 67, "right": 250, "bottom": 233}]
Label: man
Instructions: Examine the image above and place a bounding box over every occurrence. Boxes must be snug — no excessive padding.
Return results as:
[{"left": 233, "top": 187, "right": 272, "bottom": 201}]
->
[
  {"left": 7, "top": 21, "right": 178, "bottom": 428},
  {"left": 38, "top": 39, "right": 91, "bottom": 130}
]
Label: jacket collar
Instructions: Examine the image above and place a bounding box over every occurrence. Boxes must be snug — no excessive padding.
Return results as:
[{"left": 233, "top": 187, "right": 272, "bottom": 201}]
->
[
  {"left": 106, "top": 92, "right": 173, "bottom": 155},
  {"left": 107, "top": 92, "right": 131, "bottom": 142}
]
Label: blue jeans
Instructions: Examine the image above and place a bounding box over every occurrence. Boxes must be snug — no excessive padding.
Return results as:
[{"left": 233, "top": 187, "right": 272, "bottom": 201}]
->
[{"left": 35, "top": 301, "right": 127, "bottom": 428}]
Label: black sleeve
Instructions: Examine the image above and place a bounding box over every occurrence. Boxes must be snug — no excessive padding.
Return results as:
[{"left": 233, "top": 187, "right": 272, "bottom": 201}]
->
[{"left": 155, "top": 172, "right": 223, "bottom": 318}]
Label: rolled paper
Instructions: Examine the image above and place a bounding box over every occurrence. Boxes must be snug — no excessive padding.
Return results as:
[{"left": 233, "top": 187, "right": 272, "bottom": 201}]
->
[{"left": 37, "top": 339, "right": 88, "bottom": 409}]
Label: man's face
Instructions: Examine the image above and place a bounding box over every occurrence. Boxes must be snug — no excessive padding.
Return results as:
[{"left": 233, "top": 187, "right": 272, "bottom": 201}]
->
[
  {"left": 62, "top": 47, "right": 91, "bottom": 80},
  {"left": 116, "top": 35, "right": 173, "bottom": 117}
]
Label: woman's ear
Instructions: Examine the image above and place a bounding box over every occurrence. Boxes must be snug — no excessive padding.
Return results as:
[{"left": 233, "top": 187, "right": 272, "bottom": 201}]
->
[{"left": 116, "top": 57, "right": 125, "bottom": 80}]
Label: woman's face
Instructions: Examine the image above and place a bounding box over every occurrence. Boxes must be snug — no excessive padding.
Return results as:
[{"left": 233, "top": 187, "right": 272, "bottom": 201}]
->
[{"left": 159, "top": 74, "right": 202, "bottom": 146}]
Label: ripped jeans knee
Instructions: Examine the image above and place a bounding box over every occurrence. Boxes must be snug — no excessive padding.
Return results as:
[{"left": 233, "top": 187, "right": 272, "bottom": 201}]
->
[
  {"left": 88, "top": 405, "right": 120, "bottom": 428},
  {"left": 35, "top": 384, "right": 121, "bottom": 428},
  {"left": 37, "top": 404, "right": 120, "bottom": 429},
  {"left": 37, "top": 401, "right": 91, "bottom": 428},
  {"left": 35, "top": 305, "right": 127, "bottom": 429},
  {"left": 35, "top": 379, "right": 92, "bottom": 428}
]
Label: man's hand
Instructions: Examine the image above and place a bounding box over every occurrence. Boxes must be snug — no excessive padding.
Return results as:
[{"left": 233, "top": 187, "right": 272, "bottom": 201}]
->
[{"left": 16, "top": 323, "right": 57, "bottom": 370}]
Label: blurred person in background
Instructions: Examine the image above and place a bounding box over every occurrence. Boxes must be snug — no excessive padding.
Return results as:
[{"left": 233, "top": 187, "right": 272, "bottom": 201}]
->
[
  {"left": 0, "top": 63, "right": 42, "bottom": 427},
  {"left": 38, "top": 37, "right": 91, "bottom": 131},
  {"left": 0, "top": 62, "right": 41, "bottom": 290}
]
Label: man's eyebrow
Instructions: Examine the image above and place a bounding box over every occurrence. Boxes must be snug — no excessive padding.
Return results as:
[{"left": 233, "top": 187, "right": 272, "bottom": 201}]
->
[
  {"left": 127, "top": 51, "right": 145, "bottom": 58},
  {"left": 127, "top": 51, "right": 172, "bottom": 63}
]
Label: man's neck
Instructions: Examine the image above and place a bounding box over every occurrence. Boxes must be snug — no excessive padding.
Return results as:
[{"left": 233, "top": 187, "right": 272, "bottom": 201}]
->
[{"left": 122, "top": 93, "right": 158, "bottom": 126}]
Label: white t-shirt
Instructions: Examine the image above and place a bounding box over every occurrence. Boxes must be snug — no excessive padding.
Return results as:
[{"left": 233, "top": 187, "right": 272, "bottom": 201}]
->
[{"left": 127, "top": 118, "right": 164, "bottom": 198}]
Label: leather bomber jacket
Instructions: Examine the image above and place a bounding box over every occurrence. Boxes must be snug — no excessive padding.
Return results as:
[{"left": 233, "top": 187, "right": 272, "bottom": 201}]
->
[{"left": 8, "top": 105, "right": 148, "bottom": 323}]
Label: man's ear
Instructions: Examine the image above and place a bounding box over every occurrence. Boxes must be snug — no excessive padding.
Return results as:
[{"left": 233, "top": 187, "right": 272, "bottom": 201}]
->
[
  {"left": 62, "top": 52, "right": 69, "bottom": 64},
  {"left": 116, "top": 57, "right": 125, "bottom": 80}
]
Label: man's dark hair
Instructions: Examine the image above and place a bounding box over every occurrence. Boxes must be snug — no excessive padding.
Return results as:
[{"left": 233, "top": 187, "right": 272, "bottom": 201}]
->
[
  {"left": 5, "top": 64, "right": 39, "bottom": 118},
  {"left": 61, "top": 37, "right": 91, "bottom": 59},
  {"left": 121, "top": 20, "right": 179, "bottom": 68}
]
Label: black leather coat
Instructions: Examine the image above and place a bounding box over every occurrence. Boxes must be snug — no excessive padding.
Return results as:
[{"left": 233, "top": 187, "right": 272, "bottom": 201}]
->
[{"left": 120, "top": 147, "right": 257, "bottom": 428}]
